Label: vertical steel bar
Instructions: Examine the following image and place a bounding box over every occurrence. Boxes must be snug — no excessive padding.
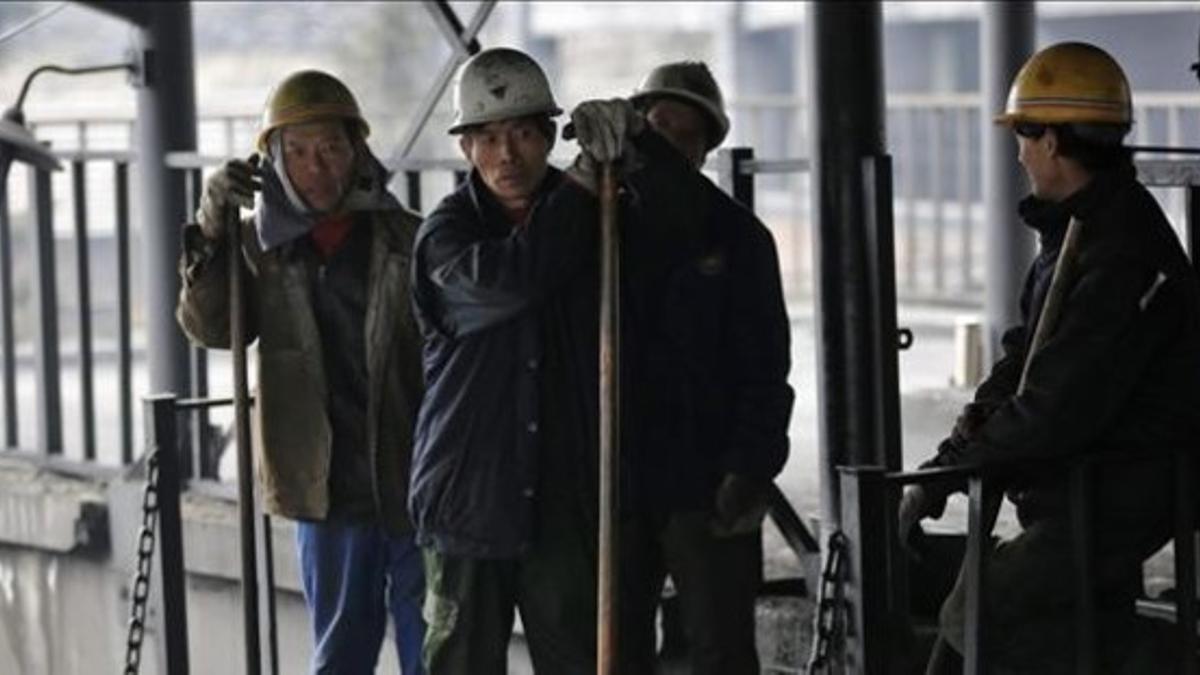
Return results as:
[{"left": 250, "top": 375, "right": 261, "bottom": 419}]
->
[
  {"left": 838, "top": 467, "right": 889, "bottom": 673},
  {"left": 1174, "top": 449, "right": 1198, "bottom": 675},
  {"left": 957, "top": 106, "right": 973, "bottom": 292},
  {"left": 229, "top": 203, "right": 262, "bottom": 674},
  {"left": 596, "top": 162, "right": 620, "bottom": 675},
  {"left": 186, "top": 167, "right": 206, "bottom": 479},
  {"left": 981, "top": 2, "right": 1036, "bottom": 363},
  {"left": 929, "top": 108, "right": 945, "bottom": 292},
  {"left": 964, "top": 476, "right": 988, "bottom": 675},
  {"left": 30, "top": 166, "right": 62, "bottom": 454},
  {"left": 903, "top": 107, "right": 918, "bottom": 292},
  {"left": 862, "top": 155, "right": 902, "bottom": 472},
  {"left": 257, "top": 510, "right": 279, "bottom": 675},
  {"left": 1187, "top": 186, "right": 1199, "bottom": 274},
  {"left": 0, "top": 160, "right": 19, "bottom": 448},
  {"left": 405, "top": 170, "right": 422, "bottom": 212},
  {"left": 1069, "top": 462, "right": 1095, "bottom": 674},
  {"left": 72, "top": 161, "right": 97, "bottom": 461},
  {"left": 115, "top": 161, "right": 134, "bottom": 465},
  {"left": 143, "top": 394, "right": 190, "bottom": 675},
  {"left": 807, "top": 1, "right": 888, "bottom": 531}
]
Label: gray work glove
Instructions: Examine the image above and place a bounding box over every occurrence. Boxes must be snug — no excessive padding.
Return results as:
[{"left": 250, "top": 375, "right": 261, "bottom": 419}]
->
[
  {"left": 197, "top": 155, "right": 261, "bottom": 241},
  {"left": 897, "top": 483, "right": 948, "bottom": 562},
  {"left": 711, "top": 473, "right": 770, "bottom": 538},
  {"left": 566, "top": 98, "right": 645, "bottom": 163}
]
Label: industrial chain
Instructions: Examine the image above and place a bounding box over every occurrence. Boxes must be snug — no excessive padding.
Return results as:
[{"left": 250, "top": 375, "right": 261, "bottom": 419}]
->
[
  {"left": 806, "top": 530, "right": 849, "bottom": 673},
  {"left": 123, "top": 447, "right": 160, "bottom": 675}
]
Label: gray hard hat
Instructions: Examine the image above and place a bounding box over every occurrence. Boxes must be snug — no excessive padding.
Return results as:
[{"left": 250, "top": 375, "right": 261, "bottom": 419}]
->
[
  {"left": 449, "top": 47, "right": 562, "bottom": 134},
  {"left": 630, "top": 61, "right": 730, "bottom": 150}
]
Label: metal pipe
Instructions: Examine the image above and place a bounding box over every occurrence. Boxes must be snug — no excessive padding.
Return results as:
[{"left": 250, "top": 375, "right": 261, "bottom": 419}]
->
[
  {"left": 981, "top": 1, "right": 1036, "bottom": 364},
  {"left": 807, "top": 1, "right": 891, "bottom": 531},
  {"left": 72, "top": 160, "right": 96, "bottom": 461},
  {"left": 229, "top": 203, "right": 261, "bottom": 673},
  {"left": 30, "top": 166, "right": 62, "bottom": 454},
  {"left": 596, "top": 162, "right": 620, "bottom": 675},
  {"left": 0, "top": 157, "right": 18, "bottom": 447},
  {"left": 131, "top": 3, "right": 197, "bottom": 397},
  {"left": 144, "top": 394, "right": 190, "bottom": 675},
  {"left": 115, "top": 161, "right": 133, "bottom": 464}
]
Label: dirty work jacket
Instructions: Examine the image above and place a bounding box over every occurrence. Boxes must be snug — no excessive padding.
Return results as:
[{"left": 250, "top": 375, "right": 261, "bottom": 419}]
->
[
  {"left": 924, "top": 164, "right": 1200, "bottom": 525},
  {"left": 617, "top": 133, "right": 794, "bottom": 513},
  {"left": 175, "top": 209, "right": 425, "bottom": 536},
  {"left": 409, "top": 168, "right": 597, "bottom": 559}
]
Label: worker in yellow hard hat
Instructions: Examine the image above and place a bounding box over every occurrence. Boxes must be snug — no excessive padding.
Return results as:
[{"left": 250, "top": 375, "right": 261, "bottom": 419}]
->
[
  {"left": 177, "top": 70, "right": 427, "bottom": 674},
  {"left": 901, "top": 42, "right": 1200, "bottom": 673}
]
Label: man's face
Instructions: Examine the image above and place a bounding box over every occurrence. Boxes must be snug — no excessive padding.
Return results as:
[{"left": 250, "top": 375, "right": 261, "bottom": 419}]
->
[
  {"left": 281, "top": 120, "right": 356, "bottom": 212},
  {"left": 1015, "top": 124, "right": 1060, "bottom": 201},
  {"left": 645, "top": 98, "right": 710, "bottom": 169},
  {"left": 459, "top": 117, "right": 552, "bottom": 208}
]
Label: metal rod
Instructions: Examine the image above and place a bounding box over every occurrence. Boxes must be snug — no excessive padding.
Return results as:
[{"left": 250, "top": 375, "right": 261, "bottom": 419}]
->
[
  {"left": 903, "top": 108, "right": 918, "bottom": 293},
  {"left": 258, "top": 512, "right": 279, "bottom": 675},
  {"left": 957, "top": 107, "right": 973, "bottom": 292},
  {"left": 145, "top": 394, "right": 190, "bottom": 675},
  {"left": 596, "top": 161, "right": 620, "bottom": 675},
  {"left": 930, "top": 108, "right": 945, "bottom": 292},
  {"left": 0, "top": 160, "right": 19, "bottom": 447},
  {"left": 72, "top": 160, "right": 97, "bottom": 461},
  {"left": 115, "top": 161, "right": 133, "bottom": 465},
  {"left": 405, "top": 170, "right": 422, "bottom": 212},
  {"left": 13, "top": 62, "right": 135, "bottom": 113},
  {"left": 228, "top": 204, "right": 262, "bottom": 674},
  {"left": 1174, "top": 449, "right": 1198, "bottom": 675},
  {"left": 186, "top": 168, "right": 208, "bottom": 479},
  {"left": 30, "top": 166, "right": 62, "bottom": 454},
  {"left": 1187, "top": 186, "right": 1199, "bottom": 273},
  {"left": 964, "top": 476, "right": 988, "bottom": 675}
]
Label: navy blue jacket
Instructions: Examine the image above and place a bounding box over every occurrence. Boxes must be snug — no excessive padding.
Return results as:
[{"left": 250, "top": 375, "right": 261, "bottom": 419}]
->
[{"left": 409, "top": 168, "right": 597, "bottom": 558}]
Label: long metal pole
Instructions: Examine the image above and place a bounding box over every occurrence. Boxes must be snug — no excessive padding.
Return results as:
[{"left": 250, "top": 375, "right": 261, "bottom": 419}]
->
[
  {"left": 132, "top": 3, "right": 197, "bottom": 396},
  {"left": 981, "top": 2, "right": 1035, "bottom": 363},
  {"left": 596, "top": 162, "right": 620, "bottom": 675},
  {"left": 228, "top": 206, "right": 261, "bottom": 674},
  {"left": 808, "top": 1, "right": 890, "bottom": 532}
]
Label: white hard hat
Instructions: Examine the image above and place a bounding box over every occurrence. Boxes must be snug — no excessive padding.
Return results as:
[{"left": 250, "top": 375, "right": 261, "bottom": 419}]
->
[{"left": 449, "top": 47, "right": 562, "bottom": 134}]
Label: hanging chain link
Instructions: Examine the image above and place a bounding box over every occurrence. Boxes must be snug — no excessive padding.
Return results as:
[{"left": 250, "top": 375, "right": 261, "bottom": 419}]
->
[
  {"left": 806, "top": 530, "right": 849, "bottom": 673},
  {"left": 123, "top": 447, "right": 160, "bottom": 675}
]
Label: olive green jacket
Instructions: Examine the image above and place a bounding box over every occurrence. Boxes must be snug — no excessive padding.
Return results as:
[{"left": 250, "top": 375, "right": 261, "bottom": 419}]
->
[{"left": 175, "top": 210, "right": 425, "bottom": 535}]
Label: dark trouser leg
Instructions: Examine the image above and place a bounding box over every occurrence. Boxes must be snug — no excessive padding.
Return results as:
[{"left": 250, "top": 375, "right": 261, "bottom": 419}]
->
[
  {"left": 516, "top": 491, "right": 600, "bottom": 674},
  {"left": 385, "top": 531, "right": 427, "bottom": 675},
  {"left": 421, "top": 549, "right": 515, "bottom": 675},
  {"left": 296, "top": 520, "right": 388, "bottom": 675},
  {"left": 662, "top": 511, "right": 762, "bottom": 675},
  {"left": 618, "top": 516, "right": 669, "bottom": 675}
]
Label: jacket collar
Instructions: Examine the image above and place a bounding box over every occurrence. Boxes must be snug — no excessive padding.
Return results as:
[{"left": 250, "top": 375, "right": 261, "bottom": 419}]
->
[{"left": 1018, "top": 162, "right": 1136, "bottom": 250}]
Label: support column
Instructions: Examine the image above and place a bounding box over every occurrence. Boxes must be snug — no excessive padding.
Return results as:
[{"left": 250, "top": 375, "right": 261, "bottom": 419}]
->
[
  {"left": 808, "top": 2, "right": 896, "bottom": 531},
  {"left": 981, "top": 2, "right": 1035, "bottom": 362},
  {"left": 132, "top": 3, "right": 197, "bottom": 396}
]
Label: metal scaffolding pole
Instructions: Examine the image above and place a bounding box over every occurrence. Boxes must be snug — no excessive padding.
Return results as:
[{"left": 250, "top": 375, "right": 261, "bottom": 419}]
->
[
  {"left": 807, "top": 1, "right": 898, "bottom": 531},
  {"left": 981, "top": 2, "right": 1036, "bottom": 363}
]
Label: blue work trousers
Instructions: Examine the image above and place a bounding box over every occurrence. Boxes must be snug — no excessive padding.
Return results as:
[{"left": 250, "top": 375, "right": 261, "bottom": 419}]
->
[{"left": 297, "top": 520, "right": 426, "bottom": 674}]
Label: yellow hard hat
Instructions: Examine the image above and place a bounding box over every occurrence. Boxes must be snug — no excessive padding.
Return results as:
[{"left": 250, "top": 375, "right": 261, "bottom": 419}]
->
[
  {"left": 256, "top": 70, "right": 369, "bottom": 152},
  {"left": 995, "top": 42, "right": 1131, "bottom": 127}
]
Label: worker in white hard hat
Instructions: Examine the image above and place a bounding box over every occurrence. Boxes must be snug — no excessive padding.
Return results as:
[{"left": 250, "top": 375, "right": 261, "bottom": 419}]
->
[
  {"left": 565, "top": 61, "right": 793, "bottom": 675},
  {"left": 177, "top": 70, "right": 427, "bottom": 674},
  {"left": 900, "top": 42, "right": 1200, "bottom": 673},
  {"left": 408, "top": 47, "right": 604, "bottom": 674}
]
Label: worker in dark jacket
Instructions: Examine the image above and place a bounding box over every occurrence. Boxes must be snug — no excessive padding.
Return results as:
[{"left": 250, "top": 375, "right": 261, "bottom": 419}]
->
[
  {"left": 899, "top": 42, "right": 1200, "bottom": 674},
  {"left": 176, "top": 71, "right": 426, "bottom": 674},
  {"left": 409, "top": 47, "right": 603, "bottom": 675},
  {"left": 568, "top": 62, "right": 794, "bottom": 675}
]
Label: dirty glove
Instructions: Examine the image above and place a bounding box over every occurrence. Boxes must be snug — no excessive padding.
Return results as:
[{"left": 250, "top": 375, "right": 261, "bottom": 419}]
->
[
  {"left": 566, "top": 98, "right": 645, "bottom": 163},
  {"left": 197, "top": 155, "right": 261, "bottom": 241},
  {"left": 897, "top": 484, "right": 948, "bottom": 561},
  {"left": 712, "top": 473, "right": 770, "bottom": 537}
]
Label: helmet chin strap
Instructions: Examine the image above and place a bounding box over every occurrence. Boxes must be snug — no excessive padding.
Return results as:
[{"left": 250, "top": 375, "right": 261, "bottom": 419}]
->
[{"left": 265, "top": 131, "right": 351, "bottom": 219}]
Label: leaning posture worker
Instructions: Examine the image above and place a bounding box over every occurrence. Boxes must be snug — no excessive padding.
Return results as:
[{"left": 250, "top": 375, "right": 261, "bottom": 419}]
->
[
  {"left": 899, "top": 42, "right": 1200, "bottom": 674},
  {"left": 176, "top": 71, "right": 426, "bottom": 674}
]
